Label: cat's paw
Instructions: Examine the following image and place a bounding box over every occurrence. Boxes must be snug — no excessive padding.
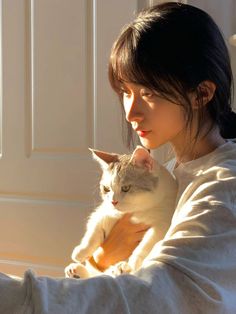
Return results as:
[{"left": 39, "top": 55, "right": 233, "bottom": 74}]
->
[
  {"left": 65, "top": 262, "right": 80, "bottom": 278},
  {"left": 105, "top": 261, "right": 133, "bottom": 277},
  {"left": 64, "top": 262, "right": 90, "bottom": 279}
]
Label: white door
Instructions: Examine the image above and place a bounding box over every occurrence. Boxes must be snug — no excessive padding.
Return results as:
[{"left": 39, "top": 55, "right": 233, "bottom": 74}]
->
[{"left": 0, "top": 0, "right": 145, "bottom": 277}]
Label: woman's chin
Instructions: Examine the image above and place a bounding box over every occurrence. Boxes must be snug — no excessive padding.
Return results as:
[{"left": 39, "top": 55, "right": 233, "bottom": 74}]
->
[
  {"left": 139, "top": 138, "right": 151, "bottom": 149},
  {"left": 140, "top": 137, "right": 167, "bottom": 150},
  {"left": 139, "top": 138, "right": 157, "bottom": 150}
]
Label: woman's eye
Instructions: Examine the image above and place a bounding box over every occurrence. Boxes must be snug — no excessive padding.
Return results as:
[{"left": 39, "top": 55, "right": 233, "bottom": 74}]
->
[
  {"left": 119, "top": 85, "right": 131, "bottom": 95},
  {"left": 121, "top": 89, "right": 131, "bottom": 97},
  {"left": 141, "top": 89, "right": 154, "bottom": 98},
  {"left": 103, "top": 186, "right": 110, "bottom": 193},
  {"left": 121, "top": 185, "right": 131, "bottom": 192}
]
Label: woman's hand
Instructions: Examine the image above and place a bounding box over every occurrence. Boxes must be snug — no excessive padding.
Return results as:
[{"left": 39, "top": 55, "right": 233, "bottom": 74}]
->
[{"left": 92, "top": 213, "right": 150, "bottom": 271}]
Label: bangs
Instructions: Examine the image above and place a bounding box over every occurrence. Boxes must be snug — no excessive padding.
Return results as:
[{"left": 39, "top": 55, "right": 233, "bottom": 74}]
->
[{"left": 109, "top": 27, "right": 145, "bottom": 93}]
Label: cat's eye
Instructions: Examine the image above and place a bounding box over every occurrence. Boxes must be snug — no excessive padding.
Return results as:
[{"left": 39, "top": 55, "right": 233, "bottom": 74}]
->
[
  {"left": 121, "top": 185, "right": 131, "bottom": 192},
  {"left": 103, "top": 186, "right": 110, "bottom": 193}
]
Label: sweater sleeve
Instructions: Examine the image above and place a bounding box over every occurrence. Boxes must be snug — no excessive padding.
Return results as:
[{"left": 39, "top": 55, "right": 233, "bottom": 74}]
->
[{"left": 0, "top": 262, "right": 229, "bottom": 314}]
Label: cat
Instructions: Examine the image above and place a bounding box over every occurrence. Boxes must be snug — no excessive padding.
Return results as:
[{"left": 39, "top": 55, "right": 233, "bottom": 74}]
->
[{"left": 65, "top": 145, "right": 177, "bottom": 278}]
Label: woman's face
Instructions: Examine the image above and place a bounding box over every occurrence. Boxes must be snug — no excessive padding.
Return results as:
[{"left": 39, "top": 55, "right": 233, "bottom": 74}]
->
[{"left": 121, "top": 82, "right": 188, "bottom": 150}]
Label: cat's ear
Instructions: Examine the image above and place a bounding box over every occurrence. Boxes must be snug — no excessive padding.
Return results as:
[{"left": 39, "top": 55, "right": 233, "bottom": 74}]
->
[
  {"left": 89, "top": 148, "right": 119, "bottom": 169},
  {"left": 130, "top": 145, "right": 154, "bottom": 171}
]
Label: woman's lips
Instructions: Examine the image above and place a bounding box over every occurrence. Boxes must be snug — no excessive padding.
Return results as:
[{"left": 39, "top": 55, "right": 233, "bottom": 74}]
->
[{"left": 137, "top": 130, "right": 151, "bottom": 137}]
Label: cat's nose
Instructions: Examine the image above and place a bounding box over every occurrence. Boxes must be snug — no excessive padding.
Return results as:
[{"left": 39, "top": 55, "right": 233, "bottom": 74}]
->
[{"left": 112, "top": 200, "right": 118, "bottom": 205}]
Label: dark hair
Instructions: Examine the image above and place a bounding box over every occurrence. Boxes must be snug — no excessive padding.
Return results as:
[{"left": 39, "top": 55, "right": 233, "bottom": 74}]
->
[{"left": 108, "top": 2, "right": 235, "bottom": 148}]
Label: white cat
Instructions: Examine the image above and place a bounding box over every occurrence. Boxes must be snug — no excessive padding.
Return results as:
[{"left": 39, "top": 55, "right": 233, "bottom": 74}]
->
[{"left": 65, "top": 146, "right": 177, "bottom": 278}]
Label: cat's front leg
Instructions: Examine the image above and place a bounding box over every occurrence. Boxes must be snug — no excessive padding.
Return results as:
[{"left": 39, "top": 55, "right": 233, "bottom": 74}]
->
[
  {"left": 72, "top": 220, "right": 105, "bottom": 263},
  {"left": 128, "top": 227, "right": 158, "bottom": 271},
  {"left": 72, "top": 211, "right": 120, "bottom": 263}
]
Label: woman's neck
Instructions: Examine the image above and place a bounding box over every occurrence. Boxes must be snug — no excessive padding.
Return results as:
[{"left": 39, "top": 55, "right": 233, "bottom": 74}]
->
[{"left": 171, "top": 127, "right": 226, "bottom": 165}]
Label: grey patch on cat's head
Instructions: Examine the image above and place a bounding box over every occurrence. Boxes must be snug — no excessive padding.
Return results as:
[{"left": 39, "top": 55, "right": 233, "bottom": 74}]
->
[{"left": 102, "top": 153, "right": 159, "bottom": 194}]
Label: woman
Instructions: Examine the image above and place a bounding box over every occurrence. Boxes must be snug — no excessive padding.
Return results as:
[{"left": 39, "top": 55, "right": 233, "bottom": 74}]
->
[
  {"left": 86, "top": 2, "right": 236, "bottom": 312},
  {"left": 1, "top": 3, "right": 236, "bottom": 313}
]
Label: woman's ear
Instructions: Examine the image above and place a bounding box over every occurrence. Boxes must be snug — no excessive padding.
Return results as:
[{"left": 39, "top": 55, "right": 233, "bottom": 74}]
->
[{"left": 191, "top": 80, "right": 216, "bottom": 109}]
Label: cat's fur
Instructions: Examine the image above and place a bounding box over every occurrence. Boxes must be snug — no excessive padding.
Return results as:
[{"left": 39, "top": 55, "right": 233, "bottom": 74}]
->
[{"left": 65, "top": 146, "right": 177, "bottom": 278}]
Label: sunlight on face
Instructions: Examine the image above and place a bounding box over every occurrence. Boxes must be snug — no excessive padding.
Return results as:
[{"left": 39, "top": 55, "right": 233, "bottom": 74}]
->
[{"left": 121, "top": 82, "right": 187, "bottom": 150}]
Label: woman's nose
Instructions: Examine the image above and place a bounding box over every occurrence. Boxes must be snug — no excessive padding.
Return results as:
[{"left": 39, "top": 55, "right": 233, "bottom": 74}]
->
[{"left": 124, "top": 96, "right": 143, "bottom": 123}]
